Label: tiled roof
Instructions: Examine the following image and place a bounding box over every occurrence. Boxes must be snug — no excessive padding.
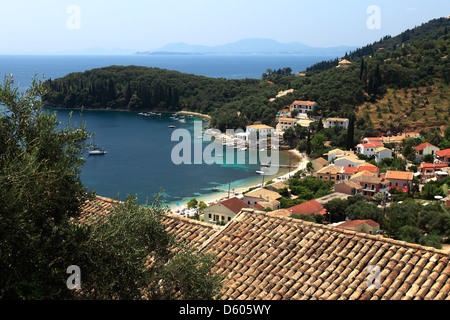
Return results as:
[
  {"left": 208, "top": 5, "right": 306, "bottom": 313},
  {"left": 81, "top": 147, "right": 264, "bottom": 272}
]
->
[
  {"left": 413, "top": 142, "right": 438, "bottom": 151},
  {"left": 292, "top": 100, "right": 316, "bottom": 106},
  {"left": 357, "top": 164, "right": 379, "bottom": 174},
  {"left": 336, "top": 180, "right": 364, "bottom": 190},
  {"left": 436, "top": 149, "right": 450, "bottom": 157},
  {"left": 79, "top": 196, "right": 450, "bottom": 300},
  {"left": 385, "top": 170, "right": 414, "bottom": 181},
  {"left": 77, "top": 196, "right": 221, "bottom": 249},
  {"left": 316, "top": 165, "right": 343, "bottom": 175},
  {"left": 362, "top": 137, "right": 383, "bottom": 142},
  {"left": 244, "top": 188, "right": 282, "bottom": 202},
  {"left": 358, "top": 142, "right": 384, "bottom": 148},
  {"left": 217, "top": 197, "right": 250, "bottom": 215},
  {"left": 336, "top": 219, "right": 380, "bottom": 229},
  {"left": 265, "top": 181, "right": 288, "bottom": 190},
  {"left": 286, "top": 200, "right": 327, "bottom": 216},
  {"left": 200, "top": 209, "right": 450, "bottom": 300},
  {"left": 247, "top": 124, "right": 274, "bottom": 130},
  {"left": 418, "top": 163, "right": 448, "bottom": 169},
  {"left": 312, "top": 157, "right": 329, "bottom": 166}
]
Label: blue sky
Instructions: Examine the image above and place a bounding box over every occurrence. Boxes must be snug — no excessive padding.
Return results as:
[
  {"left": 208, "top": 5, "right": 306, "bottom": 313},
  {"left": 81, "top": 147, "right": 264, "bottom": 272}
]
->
[{"left": 1, "top": 0, "right": 448, "bottom": 53}]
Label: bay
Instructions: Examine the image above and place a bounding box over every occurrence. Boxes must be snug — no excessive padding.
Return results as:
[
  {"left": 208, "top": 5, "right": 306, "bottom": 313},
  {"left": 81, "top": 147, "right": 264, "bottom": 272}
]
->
[{"left": 0, "top": 54, "right": 321, "bottom": 206}]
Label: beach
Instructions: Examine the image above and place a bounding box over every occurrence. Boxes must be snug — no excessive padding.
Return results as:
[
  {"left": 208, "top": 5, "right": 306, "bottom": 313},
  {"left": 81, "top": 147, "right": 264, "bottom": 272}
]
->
[{"left": 168, "top": 148, "right": 310, "bottom": 215}]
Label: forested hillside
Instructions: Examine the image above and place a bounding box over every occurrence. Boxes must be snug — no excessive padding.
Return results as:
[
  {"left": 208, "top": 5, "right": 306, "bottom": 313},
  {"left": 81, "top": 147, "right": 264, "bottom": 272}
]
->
[{"left": 42, "top": 66, "right": 289, "bottom": 130}]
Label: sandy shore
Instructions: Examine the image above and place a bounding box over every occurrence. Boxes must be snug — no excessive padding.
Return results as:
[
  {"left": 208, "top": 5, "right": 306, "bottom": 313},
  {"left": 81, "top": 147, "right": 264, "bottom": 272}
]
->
[
  {"left": 177, "top": 111, "right": 212, "bottom": 120},
  {"left": 169, "top": 148, "right": 310, "bottom": 215}
]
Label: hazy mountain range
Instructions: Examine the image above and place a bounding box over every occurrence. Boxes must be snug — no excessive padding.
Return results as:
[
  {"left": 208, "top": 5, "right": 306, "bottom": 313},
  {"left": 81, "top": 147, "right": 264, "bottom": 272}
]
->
[
  {"left": 2, "top": 39, "right": 357, "bottom": 56},
  {"left": 138, "top": 38, "right": 358, "bottom": 56}
]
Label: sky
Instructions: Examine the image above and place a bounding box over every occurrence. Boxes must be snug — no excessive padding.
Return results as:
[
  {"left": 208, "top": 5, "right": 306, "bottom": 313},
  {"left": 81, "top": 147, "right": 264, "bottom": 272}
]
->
[{"left": 0, "top": 0, "right": 449, "bottom": 53}]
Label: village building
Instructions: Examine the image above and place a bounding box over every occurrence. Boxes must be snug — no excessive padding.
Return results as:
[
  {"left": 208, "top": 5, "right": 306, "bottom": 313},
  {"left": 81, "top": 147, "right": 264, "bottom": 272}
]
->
[
  {"left": 310, "top": 157, "right": 328, "bottom": 172},
  {"left": 290, "top": 100, "right": 316, "bottom": 117},
  {"left": 356, "top": 162, "right": 380, "bottom": 174},
  {"left": 314, "top": 165, "right": 343, "bottom": 182},
  {"left": 435, "top": 148, "right": 450, "bottom": 165},
  {"left": 264, "top": 181, "right": 288, "bottom": 193},
  {"left": 276, "top": 117, "right": 298, "bottom": 133},
  {"left": 361, "top": 137, "right": 384, "bottom": 144},
  {"left": 243, "top": 188, "right": 282, "bottom": 206},
  {"left": 286, "top": 199, "right": 327, "bottom": 216},
  {"left": 323, "top": 117, "right": 349, "bottom": 130},
  {"left": 202, "top": 197, "right": 249, "bottom": 224},
  {"left": 337, "top": 59, "right": 352, "bottom": 68},
  {"left": 351, "top": 175, "right": 390, "bottom": 198},
  {"left": 417, "top": 163, "right": 449, "bottom": 183},
  {"left": 374, "top": 147, "right": 393, "bottom": 163},
  {"left": 275, "top": 108, "right": 291, "bottom": 120},
  {"left": 334, "top": 219, "right": 380, "bottom": 235},
  {"left": 334, "top": 180, "right": 364, "bottom": 196},
  {"left": 384, "top": 170, "right": 414, "bottom": 192},
  {"left": 323, "top": 149, "right": 355, "bottom": 162},
  {"left": 355, "top": 142, "right": 385, "bottom": 157},
  {"left": 414, "top": 142, "right": 440, "bottom": 161},
  {"left": 332, "top": 154, "right": 366, "bottom": 168},
  {"left": 245, "top": 124, "right": 275, "bottom": 137}
]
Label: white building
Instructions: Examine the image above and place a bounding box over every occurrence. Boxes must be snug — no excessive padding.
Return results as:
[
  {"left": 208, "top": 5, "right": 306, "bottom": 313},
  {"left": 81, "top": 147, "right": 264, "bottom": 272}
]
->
[
  {"left": 291, "top": 101, "right": 316, "bottom": 117},
  {"left": 276, "top": 118, "right": 298, "bottom": 133},
  {"left": 323, "top": 118, "right": 349, "bottom": 130},
  {"left": 355, "top": 142, "right": 384, "bottom": 157},
  {"left": 374, "top": 147, "right": 393, "bottom": 163},
  {"left": 245, "top": 124, "right": 275, "bottom": 136}
]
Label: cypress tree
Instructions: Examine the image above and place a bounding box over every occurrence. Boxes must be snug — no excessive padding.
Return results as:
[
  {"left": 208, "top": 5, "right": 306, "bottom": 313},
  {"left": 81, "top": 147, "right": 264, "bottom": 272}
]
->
[{"left": 346, "top": 113, "right": 355, "bottom": 150}]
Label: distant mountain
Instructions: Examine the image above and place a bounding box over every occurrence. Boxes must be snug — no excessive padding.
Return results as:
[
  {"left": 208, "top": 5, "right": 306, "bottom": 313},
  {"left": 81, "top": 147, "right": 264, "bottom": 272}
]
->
[{"left": 138, "top": 38, "right": 357, "bottom": 56}]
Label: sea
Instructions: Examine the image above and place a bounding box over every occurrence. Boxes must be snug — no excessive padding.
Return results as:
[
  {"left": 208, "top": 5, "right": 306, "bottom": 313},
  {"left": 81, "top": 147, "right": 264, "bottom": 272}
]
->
[{"left": 0, "top": 54, "right": 335, "bottom": 206}]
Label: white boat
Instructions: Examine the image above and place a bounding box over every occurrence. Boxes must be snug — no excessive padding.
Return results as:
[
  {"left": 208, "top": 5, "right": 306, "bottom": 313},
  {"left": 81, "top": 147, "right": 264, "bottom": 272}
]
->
[
  {"left": 239, "top": 147, "right": 247, "bottom": 151},
  {"left": 168, "top": 125, "right": 176, "bottom": 128},
  {"left": 179, "top": 119, "right": 186, "bottom": 123},
  {"left": 88, "top": 147, "right": 107, "bottom": 155},
  {"left": 256, "top": 170, "right": 265, "bottom": 174}
]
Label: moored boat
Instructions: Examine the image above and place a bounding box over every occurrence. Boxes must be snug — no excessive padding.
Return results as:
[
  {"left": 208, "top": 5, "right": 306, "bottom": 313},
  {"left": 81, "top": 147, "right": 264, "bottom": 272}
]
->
[{"left": 88, "top": 147, "right": 107, "bottom": 155}]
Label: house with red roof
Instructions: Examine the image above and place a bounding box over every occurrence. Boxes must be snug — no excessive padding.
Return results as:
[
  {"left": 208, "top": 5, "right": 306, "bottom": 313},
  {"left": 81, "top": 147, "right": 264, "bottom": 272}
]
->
[
  {"left": 202, "top": 197, "right": 249, "bottom": 224},
  {"left": 384, "top": 170, "right": 414, "bottom": 192},
  {"left": 335, "top": 219, "right": 380, "bottom": 235},
  {"left": 417, "top": 163, "right": 449, "bottom": 183},
  {"left": 355, "top": 142, "right": 384, "bottom": 157},
  {"left": 435, "top": 148, "right": 450, "bottom": 165},
  {"left": 361, "top": 137, "right": 383, "bottom": 144},
  {"left": 414, "top": 142, "right": 440, "bottom": 160},
  {"left": 286, "top": 200, "right": 327, "bottom": 216},
  {"left": 290, "top": 100, "right": 317, "bottom": 118}
]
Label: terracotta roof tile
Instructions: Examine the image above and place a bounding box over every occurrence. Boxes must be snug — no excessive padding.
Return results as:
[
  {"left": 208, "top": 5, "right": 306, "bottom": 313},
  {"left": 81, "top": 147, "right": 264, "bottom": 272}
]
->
[{"left": 81, "top": 196, "right": 450, "bottom": 300}]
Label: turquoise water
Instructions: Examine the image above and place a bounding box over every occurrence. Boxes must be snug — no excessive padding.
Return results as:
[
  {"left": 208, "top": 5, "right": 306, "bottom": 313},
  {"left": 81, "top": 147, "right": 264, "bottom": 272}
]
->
[
  {"left": 0, "top": 54, "right": 319, "bottom": 205},
  {"left": 50, "top": 108, "right": 290, "bottom": 205}
]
